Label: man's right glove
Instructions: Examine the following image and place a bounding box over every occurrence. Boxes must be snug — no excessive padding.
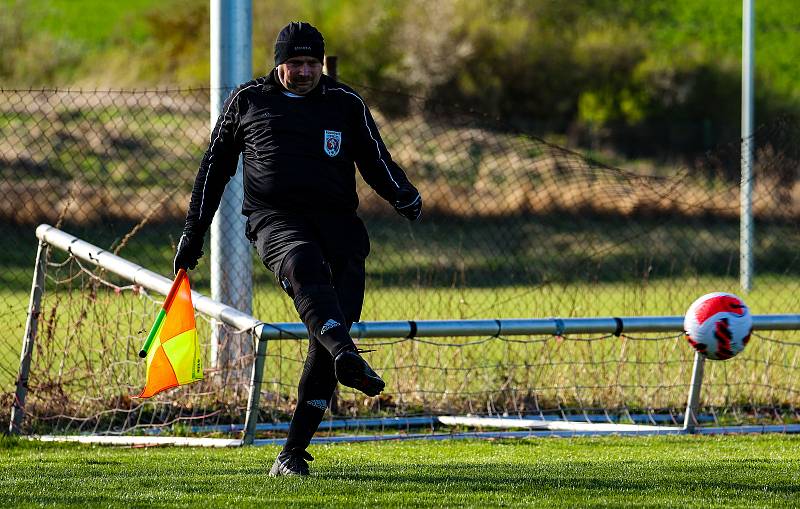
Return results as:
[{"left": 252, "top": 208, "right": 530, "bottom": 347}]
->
[
  {"left": 173, "top": 233, "right": 204, "bottom": 274},
  {"left": 393, "top": 187, "right": 422, "bottom": 222}
]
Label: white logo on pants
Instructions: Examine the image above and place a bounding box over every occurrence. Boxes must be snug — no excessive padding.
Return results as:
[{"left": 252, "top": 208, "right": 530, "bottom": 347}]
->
[
  {"left": 320, "top": 319, "right": 341, "bottom": 335},
  {"left": 307, "top": 399, "right": 328, "bottom": 410}
]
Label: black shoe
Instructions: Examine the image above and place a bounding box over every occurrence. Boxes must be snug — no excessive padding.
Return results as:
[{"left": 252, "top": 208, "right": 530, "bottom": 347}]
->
[
  {"left": 334, "top": 349, "right": 385, "bottom": 397},
  {"left": 269, "top": 449, "right": 313, "bottom": 477}
]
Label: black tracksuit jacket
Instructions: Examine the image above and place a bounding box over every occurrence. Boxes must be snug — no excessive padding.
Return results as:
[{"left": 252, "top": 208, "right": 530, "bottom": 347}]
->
[{"left": 183, "top": 69, "right": 416, "bottom": 238}]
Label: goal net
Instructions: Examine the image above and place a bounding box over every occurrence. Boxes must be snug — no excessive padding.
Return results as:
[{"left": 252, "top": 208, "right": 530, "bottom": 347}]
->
[
  {"left": 11, "top": 225, "right": 800, "bottom": 445},
  {"left": 12, "top": 238, "right": 257, "bottom": 443}
]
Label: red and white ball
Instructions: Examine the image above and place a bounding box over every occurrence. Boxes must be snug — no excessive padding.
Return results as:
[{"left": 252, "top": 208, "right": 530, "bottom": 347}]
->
[{"left": 684, "top": 292, "right": 753, "bottom": 360}]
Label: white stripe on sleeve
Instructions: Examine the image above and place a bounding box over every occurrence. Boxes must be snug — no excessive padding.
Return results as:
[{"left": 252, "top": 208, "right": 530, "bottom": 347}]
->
[
  {"left": 198, "top": 83, "right": 260, "bottom": 223},
  {"left": 329, "top": 87, "right": 400, "bottom": 189}
]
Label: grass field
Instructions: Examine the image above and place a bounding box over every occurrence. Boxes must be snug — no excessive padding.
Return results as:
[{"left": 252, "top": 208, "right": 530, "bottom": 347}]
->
[
  {"left": 4, "top": 276, "right": 799, "bottom": 378},
  {"left": 1, "top": 434, "right": 799, "bottom": 507}
]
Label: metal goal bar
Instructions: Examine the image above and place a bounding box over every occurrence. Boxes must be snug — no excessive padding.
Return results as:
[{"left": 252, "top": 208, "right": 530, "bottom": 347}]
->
[{"left": 13, "top": 224, "right": 800, "bottom": 445}]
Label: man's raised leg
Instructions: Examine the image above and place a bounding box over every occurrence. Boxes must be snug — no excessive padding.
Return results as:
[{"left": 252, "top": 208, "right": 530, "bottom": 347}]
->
[{"left": 278, "top": 243, "right": 384, "bottom": 396}]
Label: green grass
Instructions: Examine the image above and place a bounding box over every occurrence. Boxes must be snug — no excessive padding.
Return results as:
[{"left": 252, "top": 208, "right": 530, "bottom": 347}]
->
[{"left": 2, "top": 435, "right": 800, "bottom": 507}]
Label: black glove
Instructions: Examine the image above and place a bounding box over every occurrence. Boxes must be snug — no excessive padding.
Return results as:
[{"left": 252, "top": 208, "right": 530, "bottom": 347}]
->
[
  {"left": 393, "top": 187, "right": 422, "bottom": 221},
  {"left": 173, "top": 233, "right": 204, "bottom": 274}
]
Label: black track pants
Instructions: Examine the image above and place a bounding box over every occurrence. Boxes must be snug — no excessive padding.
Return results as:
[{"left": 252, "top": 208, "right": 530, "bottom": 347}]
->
[{"left": 251, "top": 212, "right": 369, "bottom": 453}]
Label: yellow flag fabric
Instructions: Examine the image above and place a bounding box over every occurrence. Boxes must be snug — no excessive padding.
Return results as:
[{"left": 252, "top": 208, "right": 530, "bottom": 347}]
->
[{"left": 137, "top": 269, "right": 202, "bottom": 398}]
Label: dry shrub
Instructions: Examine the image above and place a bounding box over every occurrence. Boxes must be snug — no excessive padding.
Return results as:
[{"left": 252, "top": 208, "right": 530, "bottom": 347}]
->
[
  {"left": 1, "top": 179, "right": 187, "bottom": 225},
  {"left": 5, "top": 108, "right": 798, "bottom": 226},
  {"left": 377, "top": 115, "right": 799, "bottom": 221}
]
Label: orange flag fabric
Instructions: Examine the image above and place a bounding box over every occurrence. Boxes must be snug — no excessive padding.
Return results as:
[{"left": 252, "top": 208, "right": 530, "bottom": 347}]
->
[{"left": 136, "top": 269, "right": 203, "bottom": 398}]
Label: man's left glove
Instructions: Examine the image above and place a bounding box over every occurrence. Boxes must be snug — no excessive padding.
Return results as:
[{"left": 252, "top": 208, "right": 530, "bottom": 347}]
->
[
  {"left": 173, "top": 233, "right": 204, "bottom": 274},
  {"left": 393, "top": 187, "right": 422, "bottom": 222}
]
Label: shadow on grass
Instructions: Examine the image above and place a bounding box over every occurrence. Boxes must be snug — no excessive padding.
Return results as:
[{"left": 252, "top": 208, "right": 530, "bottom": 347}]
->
[
  {"left": 319, "top": 460, "right": 800, "bottom": 497},
  {"left": 4, "top": 210, "right": 800, "bottom": 293}
]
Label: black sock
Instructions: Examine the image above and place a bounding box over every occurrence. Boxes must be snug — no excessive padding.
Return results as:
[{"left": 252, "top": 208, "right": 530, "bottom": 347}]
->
[
  {"left": 282, "top": 337, "right": 337, "bottom": 455},
  {"left": 282, "top": 399, "right": 328, "bottom": 454}
]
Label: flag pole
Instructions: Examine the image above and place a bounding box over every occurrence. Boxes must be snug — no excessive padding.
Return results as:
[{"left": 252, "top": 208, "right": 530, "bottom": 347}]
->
[{"left": 138, "top": 269, "right": 187, "bottom": 358}]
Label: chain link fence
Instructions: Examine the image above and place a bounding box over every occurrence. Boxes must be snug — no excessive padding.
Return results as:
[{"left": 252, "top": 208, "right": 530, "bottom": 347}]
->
[{"left": 2, "top": 86, "right": 800, "bottom": 429}]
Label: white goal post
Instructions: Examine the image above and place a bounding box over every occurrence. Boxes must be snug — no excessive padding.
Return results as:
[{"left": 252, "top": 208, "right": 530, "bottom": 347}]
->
[{"left": 12, "top": 224, "right": 800, "bottom": 446}]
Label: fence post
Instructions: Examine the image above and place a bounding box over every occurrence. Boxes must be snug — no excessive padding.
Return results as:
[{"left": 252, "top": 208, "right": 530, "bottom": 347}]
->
[
  {"left": 242, "top": 326, "right": 269, "bottom": 445},
  {"left": 209, "top": 0, "right": 253, "bottom": 376},
  {"left": 324, "top": 55, "right": 338, "bottom": 81},
  {"left": 682, "top": 352, "right": 706, "bottom": 433},
  {"left": 9, "top": 239, "right": 47, "bottom": 434}
]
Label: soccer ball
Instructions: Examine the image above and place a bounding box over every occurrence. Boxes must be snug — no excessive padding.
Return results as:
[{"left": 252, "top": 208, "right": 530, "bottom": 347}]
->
[{"left": 683, "top": 292, "right": 753, "bottom": 360}]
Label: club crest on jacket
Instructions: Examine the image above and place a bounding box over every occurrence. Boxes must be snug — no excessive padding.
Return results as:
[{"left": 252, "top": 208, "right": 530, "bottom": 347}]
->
[{"left": 324, "top": 130, "right": 341, "bottom": 157}]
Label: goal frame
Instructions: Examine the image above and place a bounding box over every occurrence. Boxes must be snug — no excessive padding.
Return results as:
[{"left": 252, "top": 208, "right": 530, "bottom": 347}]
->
[{"left": 11, "top": 224, "right": 800, "bottom": 446}]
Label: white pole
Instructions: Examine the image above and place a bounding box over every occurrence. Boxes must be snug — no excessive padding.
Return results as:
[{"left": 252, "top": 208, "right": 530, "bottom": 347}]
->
[
  {"left": 740, "top": 0, "right": 755, "bottom": 292},
  {"left": 35, "top": 225, "right": 261, "bottom": 332},
  {"left": 9, "top": 239, "right": 47, "bottom": 434},
  {"left": 682, "top": 352, "right": 706, "bottom": 432},
  {"left": 210, "top": 0, "right": 253, "bottom": 369}
]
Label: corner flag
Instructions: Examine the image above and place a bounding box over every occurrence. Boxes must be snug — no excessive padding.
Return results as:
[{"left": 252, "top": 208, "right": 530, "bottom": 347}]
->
[{"left": 136, "top": 268, "right": 203, "bottom": 398}]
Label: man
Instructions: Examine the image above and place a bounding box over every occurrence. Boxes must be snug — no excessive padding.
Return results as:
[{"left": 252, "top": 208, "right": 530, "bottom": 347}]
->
[{"left": 173, "top": 21, "right": 422, "bottom": 476}]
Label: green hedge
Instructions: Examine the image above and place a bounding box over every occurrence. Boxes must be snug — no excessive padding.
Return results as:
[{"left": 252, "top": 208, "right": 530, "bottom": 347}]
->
[{"left": 2, "top": 0, "right": 798, "bottom": 157}]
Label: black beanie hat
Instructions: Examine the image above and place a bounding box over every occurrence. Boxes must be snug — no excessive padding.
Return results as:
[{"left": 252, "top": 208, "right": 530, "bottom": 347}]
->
[{"left": 274, "top": 21, "right": 325, "bottom": 67}]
